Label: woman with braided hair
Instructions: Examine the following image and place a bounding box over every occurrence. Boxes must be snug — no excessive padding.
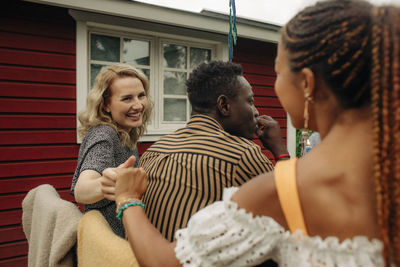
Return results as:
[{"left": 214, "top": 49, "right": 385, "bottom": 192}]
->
[{"left": 106, "top": 0, "right": 399, "bottom": 265}]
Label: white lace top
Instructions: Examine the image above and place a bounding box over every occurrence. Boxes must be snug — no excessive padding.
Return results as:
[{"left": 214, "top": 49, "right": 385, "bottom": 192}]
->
[{"left": 174, "top": 187, "right": 384, "bottom": 267}]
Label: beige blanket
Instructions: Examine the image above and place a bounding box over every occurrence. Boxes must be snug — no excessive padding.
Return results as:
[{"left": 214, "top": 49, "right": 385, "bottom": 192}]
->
[
  {"left": 22, "top": 184, "right": 83, "bottom": 267},
  {"left": 77, "top": 210, "right": 140, "bottom": 267}
]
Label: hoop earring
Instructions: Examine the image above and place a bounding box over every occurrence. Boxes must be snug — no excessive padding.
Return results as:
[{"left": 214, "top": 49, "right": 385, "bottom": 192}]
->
[{"left": 301, "top": 93, "right": 313, "bottom": 156}]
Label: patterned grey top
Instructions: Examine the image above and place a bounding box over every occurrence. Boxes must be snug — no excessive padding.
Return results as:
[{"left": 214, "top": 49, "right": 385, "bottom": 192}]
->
[{"left": 70, "top": 124, "right": 139, "bottom": 237}]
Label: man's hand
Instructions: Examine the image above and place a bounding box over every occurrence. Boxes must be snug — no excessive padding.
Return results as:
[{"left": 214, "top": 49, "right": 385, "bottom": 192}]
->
[
  {"left": 256, "top": 115, "right": 289, "bottom": 157},
  {"left": 101, "top": 156, "right": 136, "bottom": 201}
]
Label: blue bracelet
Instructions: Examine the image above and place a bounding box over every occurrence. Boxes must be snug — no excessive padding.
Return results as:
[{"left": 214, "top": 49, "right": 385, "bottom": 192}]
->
[{"left": 116, "top": 200, "right": 145, "bottom": 220}]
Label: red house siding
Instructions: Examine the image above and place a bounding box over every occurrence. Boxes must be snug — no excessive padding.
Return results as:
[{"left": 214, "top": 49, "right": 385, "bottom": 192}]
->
[
  {"left": 0, "top": 2, "right": 78, "bottom": 266},
  {"left": 0, "top": 1, "right": 284, "bottom": 265},
  {"left": 233, "top": 38, "right": 284, "bottom": 161}
]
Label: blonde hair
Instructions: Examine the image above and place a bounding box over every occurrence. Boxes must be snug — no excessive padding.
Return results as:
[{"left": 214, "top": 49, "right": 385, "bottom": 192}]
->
[{"left": 78, "top": 63, "right": 152, "bottom": 149}]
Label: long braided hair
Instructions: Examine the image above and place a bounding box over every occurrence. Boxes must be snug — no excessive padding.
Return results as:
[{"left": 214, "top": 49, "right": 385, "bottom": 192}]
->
[{"left": 281, "top": 0, "right": 400, "bottom": 264}]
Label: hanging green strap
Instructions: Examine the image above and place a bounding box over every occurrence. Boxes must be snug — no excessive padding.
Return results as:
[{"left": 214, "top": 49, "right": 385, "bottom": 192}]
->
[{"left": 228, "top": 0, "right": 237, "bottom": 61}]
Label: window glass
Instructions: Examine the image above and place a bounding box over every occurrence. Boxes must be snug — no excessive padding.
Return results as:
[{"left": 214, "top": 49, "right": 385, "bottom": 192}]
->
[
  {"left": 190, "top": 47, "right": 211, "bottom": 69},
  {"left": 139, "top": 68, "right": 150, "bottom": 80},
  {"left": 163, "top": 44, "right": 187, "bottom": 69},
  {"left": 90, "top": 64, "right": 105, "bottom": 88},
  {"left": 163, "top": 71, "right": 186, "bottom": 95},
  {"left": 123, "top": 38, "right": 150, "bottom": 66},
  {"left": 164, "top": 98, "right": 187, "bottom": 121},
  {"left": 90, "top": 34, "right": 120, "bottom": 62}
]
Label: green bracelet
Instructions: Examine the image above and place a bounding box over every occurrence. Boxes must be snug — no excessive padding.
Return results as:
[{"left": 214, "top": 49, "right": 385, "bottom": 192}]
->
[{"left": 116, "top": 200, "right": 145, "bottom": 220}]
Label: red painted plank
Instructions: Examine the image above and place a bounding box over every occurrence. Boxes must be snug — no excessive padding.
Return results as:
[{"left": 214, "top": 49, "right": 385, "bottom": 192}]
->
[
  {"left": 0, "top": 256, "right": 27, "bottom": 267},
  {"left": 0, "top": 17, "right": 75, "bottom": 39},
  {"left": 244, "top": 73, "right": 276, "bottom": 86},
  {"left": 0, "top": 115, "right": 76, "bottom": 129},
  {"left": 0, "top": 175, "right": 75, "bottom": 194},
  {"left": 0, "top": 130, "right": 77, "bottom": 145},
  {"left": 0, "top": 160, "right": 77, "bottom": 178},
  {"left": 60, "top": 191, "right": 76, "bottom": 203},
  {"left": 234, "top": 38, "right": 277, "bottom": 64},
  {"left": 253, "top": 86, "right": 277, "bottom": 97},
  {"left": 273, "top": 118, "right": 287, "bottom": 127},
  {"left": 0, "top": 82, "right": 75, "bottom": 99},
  {"left": 0, "top": 98, "right": 76, "bottom": 114},
  {"left": 137, "top": 142, "right": 153, "bottom": 155},
  {"left": 0, "top": 145, "right": 79, "bottom": 161},
  {"left": 0, "top": 241, "right": 28, "bottom": 259},
  {"left": 0, "top": 48, "right": 75, "bottom": 69},
  {"left": 242, "top": 62, "right": 275, "bottom": 76},
  {"left": 0, "top": 226, "right": 25, "bottom": 243},
  {"left": 0, "top": 31, "right": 75, "bottom": 54},
  {"left": 236, "top": 37, "right": 278, "bottom": 52},
  {"left": 0, "top": 189, "right": 72, "bottom": 210},
  {"left": 254, "top": 96, "right": 282, "bottom": 108},
  {"left": 234, "top": 51, "right": 276, "bottom": 65},
  {"left": 257, "top": 108, "right": 286, "bottom": 118},
  {"left": 0, "top": 210, "right": 21, "bottom": 226},
  {"left": 0, "top": 66, "right": 75, "bottom": 84}
]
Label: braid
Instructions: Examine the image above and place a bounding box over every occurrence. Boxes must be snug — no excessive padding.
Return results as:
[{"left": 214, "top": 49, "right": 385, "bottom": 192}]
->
[
  {"left": 372, "top": 5, "right": 400, "bottom": 266},
  {"left": 391, "top": 7, "right": 400, "bottom": 264},
  {"left": 283, "top": 1, "right": 400, "bottom": 265},
  {"left": 282, "top": 0, "right": 372, "bottom": 109},
  {"left": 370, "top": 6, "right": 386, "bottom": 262}
]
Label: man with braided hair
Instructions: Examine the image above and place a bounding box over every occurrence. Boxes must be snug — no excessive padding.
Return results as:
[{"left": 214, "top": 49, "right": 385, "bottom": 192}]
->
[{"left": 112, "top": 0, "right": 400, "bottom": 266}]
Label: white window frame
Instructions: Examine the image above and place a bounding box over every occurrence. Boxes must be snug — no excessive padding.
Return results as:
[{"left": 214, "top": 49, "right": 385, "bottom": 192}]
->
[
  {"left": 73, "top": 13, "right": 228, "bottom": 143},
  {"left": 158, "top": 38, "right": 215, "bottom": 129}
]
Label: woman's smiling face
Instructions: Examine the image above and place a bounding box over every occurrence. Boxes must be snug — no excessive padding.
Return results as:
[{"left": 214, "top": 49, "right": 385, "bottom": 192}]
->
[{"left": 105, "top": 76, "right": 148, "bottom": 131}]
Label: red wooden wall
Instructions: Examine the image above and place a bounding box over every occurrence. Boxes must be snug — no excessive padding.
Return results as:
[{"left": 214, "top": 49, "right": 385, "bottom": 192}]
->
[
  {"left": 0, "top": 2, "right": 78, "bottom": 266},
  {"left": 233, "top": 38, "right": 284, "bottom": 162},
  {"left": 0, "top": 1, "right": 283, "bottom": 266}
]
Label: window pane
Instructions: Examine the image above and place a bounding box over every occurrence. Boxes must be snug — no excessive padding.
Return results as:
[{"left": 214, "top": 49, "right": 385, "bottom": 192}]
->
[
  {"left": 190, "top": 48, "right": 211, "bottom": 69},
  {"left": 123, "top": 38, "right": 150, "bottom": 66},
  {"left": 139, "top": 69, "right": 150, "bottom": 80},
  {"left": 90, "top": 64, "right": 105, "bottom": 88},
  {"left": 163, "top": 44, "right": 187, "bottom": 69},
  {"left": 164, "top": 71, "right": 186, "bottom": 95},
  {"left": 90, "top": 34, "right": 120, "bottom": 62},
  {"left": 164, "top": 99, "right": 186, "bottom": 121}
]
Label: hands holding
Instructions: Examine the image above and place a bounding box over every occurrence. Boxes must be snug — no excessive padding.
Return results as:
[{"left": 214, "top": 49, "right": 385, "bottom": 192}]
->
[
  {"left": 101, "top": 156, "right": 148, "bottom": 203},
  {"left": 256, "top": 115, "right": 289, "bottom": 159}
]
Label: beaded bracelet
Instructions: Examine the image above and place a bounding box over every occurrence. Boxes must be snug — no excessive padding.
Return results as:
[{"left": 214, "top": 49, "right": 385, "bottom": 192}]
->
[
  {"left": 274, "top": 154, "right": 290, "bottom": 161},
  {"left": 116, "top": 197, "right": 141, "bottom": 211},
  {"left": 116, "top": 200, "right": 145, "bottom": 220}
]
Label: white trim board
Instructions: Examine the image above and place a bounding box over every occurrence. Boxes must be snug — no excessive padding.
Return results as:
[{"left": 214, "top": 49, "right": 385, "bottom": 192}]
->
[{"left": 24, "top": 0, "right": 281, "bottom": 43}]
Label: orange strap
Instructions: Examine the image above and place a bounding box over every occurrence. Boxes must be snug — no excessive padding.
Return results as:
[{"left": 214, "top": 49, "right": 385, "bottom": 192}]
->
[{"left": 274, "top": 158, "right": 308, "bottom": 236}]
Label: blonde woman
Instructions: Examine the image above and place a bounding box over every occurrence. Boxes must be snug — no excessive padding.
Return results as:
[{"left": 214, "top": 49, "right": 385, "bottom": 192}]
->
[{"left": 70, "top": 63, "right": 151, "bottom": 237}]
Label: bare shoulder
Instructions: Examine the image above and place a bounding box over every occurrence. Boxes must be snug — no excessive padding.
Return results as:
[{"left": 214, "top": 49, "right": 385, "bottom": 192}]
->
[
  {"left": 296, "top": 150, "right": 379, "bottom": 240},
  {"left": 231, "top": 171, "right": 288, "bottom": 230}
]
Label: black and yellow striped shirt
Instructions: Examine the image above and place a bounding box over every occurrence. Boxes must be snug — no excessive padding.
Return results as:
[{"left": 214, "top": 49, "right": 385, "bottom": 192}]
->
[{"left": 139, "top": 114, "right": 274, "bottom": 241}]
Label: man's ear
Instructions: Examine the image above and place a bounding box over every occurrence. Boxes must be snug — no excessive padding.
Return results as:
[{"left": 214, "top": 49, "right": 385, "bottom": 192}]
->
[
  {"left": 301, "top": 67, "right": 315, "bottom": 98},
  {"left": 216, "top": 95, "right": 230, "bottom": 116}
]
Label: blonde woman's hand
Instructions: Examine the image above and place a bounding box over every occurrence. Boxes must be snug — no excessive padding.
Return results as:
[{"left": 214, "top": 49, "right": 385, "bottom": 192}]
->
[
  {"left": 101, "top": 156, "right": 136, "bottom": 201},
  {"left": 115, "top": 167, "right": 148, "bottom": 204}
]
